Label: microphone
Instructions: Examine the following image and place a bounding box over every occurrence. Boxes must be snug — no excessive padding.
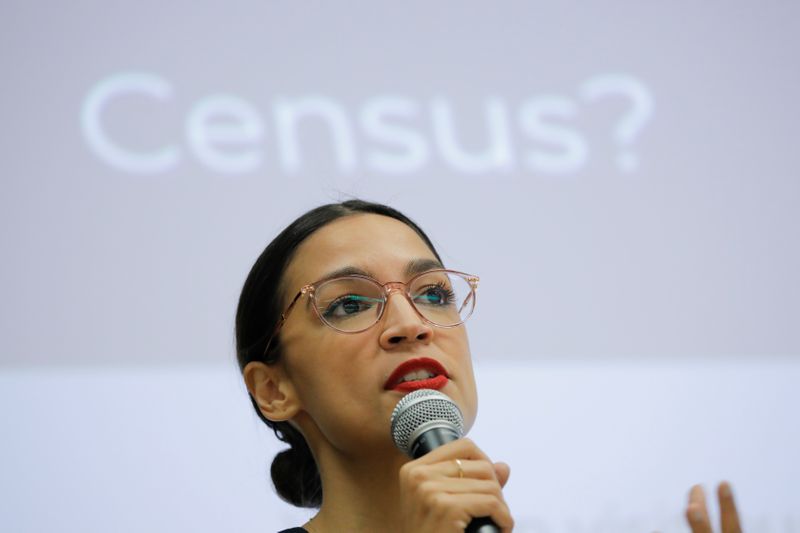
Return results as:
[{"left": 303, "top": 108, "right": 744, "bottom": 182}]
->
[{"left": 390, "top": 389, "right": 500, "bottom": 533}]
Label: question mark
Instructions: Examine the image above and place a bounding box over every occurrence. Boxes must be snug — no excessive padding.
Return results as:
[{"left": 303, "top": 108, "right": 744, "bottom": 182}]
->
[{"left": 580, "top": 74, "right": 654, "bottom": 173}]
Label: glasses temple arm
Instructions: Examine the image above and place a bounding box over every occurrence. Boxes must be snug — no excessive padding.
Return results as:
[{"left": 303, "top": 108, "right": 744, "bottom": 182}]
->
[
  {"left": 457, "top": 290, "right": 475, "bottom": 315},
  {"left": 262, "top": 289, "right": 307, "bottom": 357}
]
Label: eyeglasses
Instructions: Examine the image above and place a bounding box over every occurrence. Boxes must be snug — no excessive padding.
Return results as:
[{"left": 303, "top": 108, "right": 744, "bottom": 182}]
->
[{"left": 263, "top": 269, "right": 479, "bottom": 356}]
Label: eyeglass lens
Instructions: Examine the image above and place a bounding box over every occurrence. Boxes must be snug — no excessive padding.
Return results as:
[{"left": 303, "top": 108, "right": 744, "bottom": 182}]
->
[{"left": 312, "top": 271, "right": 475, "bottom": 332}]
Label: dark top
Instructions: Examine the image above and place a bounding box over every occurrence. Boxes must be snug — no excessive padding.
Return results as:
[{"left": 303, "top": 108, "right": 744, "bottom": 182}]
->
[{"left": 278, "top": 528, "right": 308, "bottom": 533}]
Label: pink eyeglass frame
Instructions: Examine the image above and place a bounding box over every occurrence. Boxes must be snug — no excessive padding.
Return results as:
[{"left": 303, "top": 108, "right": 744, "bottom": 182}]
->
[{"left": 263, "top": 268, "right": 479, "bottom": 357}]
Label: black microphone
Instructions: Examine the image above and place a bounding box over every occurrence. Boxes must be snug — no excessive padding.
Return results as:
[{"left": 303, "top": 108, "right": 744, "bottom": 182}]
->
[{"left": 390, "top": 389, "right": 501, "bottom": 533}]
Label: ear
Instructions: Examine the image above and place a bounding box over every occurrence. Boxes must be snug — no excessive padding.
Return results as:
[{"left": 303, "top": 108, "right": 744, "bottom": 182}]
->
[{"left": 243, "top": 360, "right": 301, "bottom": 422}]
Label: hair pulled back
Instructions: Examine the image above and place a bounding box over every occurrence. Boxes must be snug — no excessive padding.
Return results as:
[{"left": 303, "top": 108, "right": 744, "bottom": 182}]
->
[{"left": 235, "top": 199, "right": 442, "bottom": 508}]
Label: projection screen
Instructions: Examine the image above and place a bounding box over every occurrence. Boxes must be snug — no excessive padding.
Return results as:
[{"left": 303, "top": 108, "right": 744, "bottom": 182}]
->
[{"left": 2, "top": 2, "right": 798, "bottom": 532}]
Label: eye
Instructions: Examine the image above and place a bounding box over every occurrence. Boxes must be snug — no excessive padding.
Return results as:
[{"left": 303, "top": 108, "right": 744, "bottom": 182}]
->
[
  {"left": 322, "top": 294, "right": 378, "bottom": 318},
  {"left": 414, "top": 283, "right": 456, "bottom": 306}
]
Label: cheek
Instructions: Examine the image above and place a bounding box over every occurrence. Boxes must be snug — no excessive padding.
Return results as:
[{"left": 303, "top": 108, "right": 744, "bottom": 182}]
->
[
  {"left": 440, "top": 330, "right": 479, "bottom": 431},
  {"left": 287, "top": 332, "right": 395, "bottom": 451},
  {"left": 288, "top": 331, "right": 380, "bottom": 412}
]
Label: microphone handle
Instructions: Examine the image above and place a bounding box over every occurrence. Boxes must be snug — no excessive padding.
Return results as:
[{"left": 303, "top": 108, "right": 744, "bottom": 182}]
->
[
  {"left": 411, "top": 428, "right": 501, "bottom": 533},
  {"left": 411, "top": 426, "right": 461, "bottom": 458},
  {"left": 466, "top": 516, "right": 501, "bottom": 533}
]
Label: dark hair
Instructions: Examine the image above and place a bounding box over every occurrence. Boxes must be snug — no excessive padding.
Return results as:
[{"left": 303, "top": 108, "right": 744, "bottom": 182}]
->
[{"left": 235, "top": 199, "right": 442, "bottom": 508}]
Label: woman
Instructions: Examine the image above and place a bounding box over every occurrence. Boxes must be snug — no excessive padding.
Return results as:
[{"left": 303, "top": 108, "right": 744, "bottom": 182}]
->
[{"left": 235, "top": 200, "right": 742, "bottom": 533}]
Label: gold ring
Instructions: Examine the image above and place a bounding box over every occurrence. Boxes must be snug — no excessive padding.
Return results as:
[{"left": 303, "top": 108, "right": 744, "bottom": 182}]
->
[{"left": 455, "top": 458, "right": 464, "bottom": 479}]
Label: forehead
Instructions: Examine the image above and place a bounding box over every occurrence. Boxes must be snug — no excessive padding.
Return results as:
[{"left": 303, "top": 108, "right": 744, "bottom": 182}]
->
[{"left": 284, "top": 213, "right": 439, "bottom": 291}]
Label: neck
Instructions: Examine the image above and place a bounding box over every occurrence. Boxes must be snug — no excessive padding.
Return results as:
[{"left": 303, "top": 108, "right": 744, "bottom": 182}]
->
[{"left": 305, "top": 443, "right": 410, "bottom": 533}]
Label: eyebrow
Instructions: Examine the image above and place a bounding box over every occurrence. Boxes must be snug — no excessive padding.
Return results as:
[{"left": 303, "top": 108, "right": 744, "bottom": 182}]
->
[
  {"left": 319, "top": 258, "right": 445, "bottom": 283},
  {"left": 404, "top": 258, "right": 444, "bottom": 277}
]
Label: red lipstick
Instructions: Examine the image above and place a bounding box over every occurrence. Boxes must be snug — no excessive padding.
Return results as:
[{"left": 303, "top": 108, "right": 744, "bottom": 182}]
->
[{"left": 384, "top": 357, "right": 449, "bottom": 392}]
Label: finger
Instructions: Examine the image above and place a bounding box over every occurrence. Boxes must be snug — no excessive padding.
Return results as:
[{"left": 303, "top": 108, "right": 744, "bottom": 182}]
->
[
  {"left": 422, "top": 477, "right": 504, "bottom": 496},
  {"left": 718, "top": 482, "right": 743, "bottom": 533},
  {"left": 493, "top": 461, "right": 511, "bottom": 488},
  {"left": 686, "top": 485, "right": 713, "bottom": 533},
  {"left": 438, "top": 493, "right": 514, "bottom": 531},
  {"left": 429, "top": 458, "right": 499, "bottom": 481}
]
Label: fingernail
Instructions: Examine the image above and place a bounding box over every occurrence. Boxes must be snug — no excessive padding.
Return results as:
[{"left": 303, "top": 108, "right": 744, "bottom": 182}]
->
[
  {"left": 691, "top": 509, "right": 704, "bottom": 522},
  {"left": 719, "top": 482, "right": 731, "bottom": 497}
]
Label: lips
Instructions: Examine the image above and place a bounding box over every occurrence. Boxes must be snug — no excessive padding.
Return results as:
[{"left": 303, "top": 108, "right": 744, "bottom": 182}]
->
[{"left": 384, "top": 357, "right": 449, "bottom": 392}]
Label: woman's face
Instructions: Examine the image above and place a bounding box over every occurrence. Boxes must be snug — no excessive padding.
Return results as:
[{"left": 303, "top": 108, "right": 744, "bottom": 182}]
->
[{"left": 277, "top": 213, "right": 478, "bottom": 457}]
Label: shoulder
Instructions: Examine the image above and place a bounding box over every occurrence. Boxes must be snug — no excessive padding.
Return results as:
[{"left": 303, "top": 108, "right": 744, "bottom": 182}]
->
[{"left": 278, "top": 528, "right": 308, "bottom": 533}]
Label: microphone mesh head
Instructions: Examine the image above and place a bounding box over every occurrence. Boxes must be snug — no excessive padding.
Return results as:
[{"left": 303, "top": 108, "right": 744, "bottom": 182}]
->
[{"left": 390, "top": 389, "right": 464, "bottom": 455}]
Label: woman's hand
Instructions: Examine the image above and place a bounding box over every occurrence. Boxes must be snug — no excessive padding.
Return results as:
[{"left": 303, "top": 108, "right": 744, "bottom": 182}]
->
[
  {"left": 398, "top": 438, "right": 514, "bottom": 533},
  {"left": 686, "top": 482, "right": 742, "bottom": 533}
]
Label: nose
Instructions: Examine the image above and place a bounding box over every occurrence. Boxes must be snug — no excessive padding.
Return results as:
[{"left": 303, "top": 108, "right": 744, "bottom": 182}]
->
[{"left": 378, "top": 290, "right": 434, "bottom": 349}]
